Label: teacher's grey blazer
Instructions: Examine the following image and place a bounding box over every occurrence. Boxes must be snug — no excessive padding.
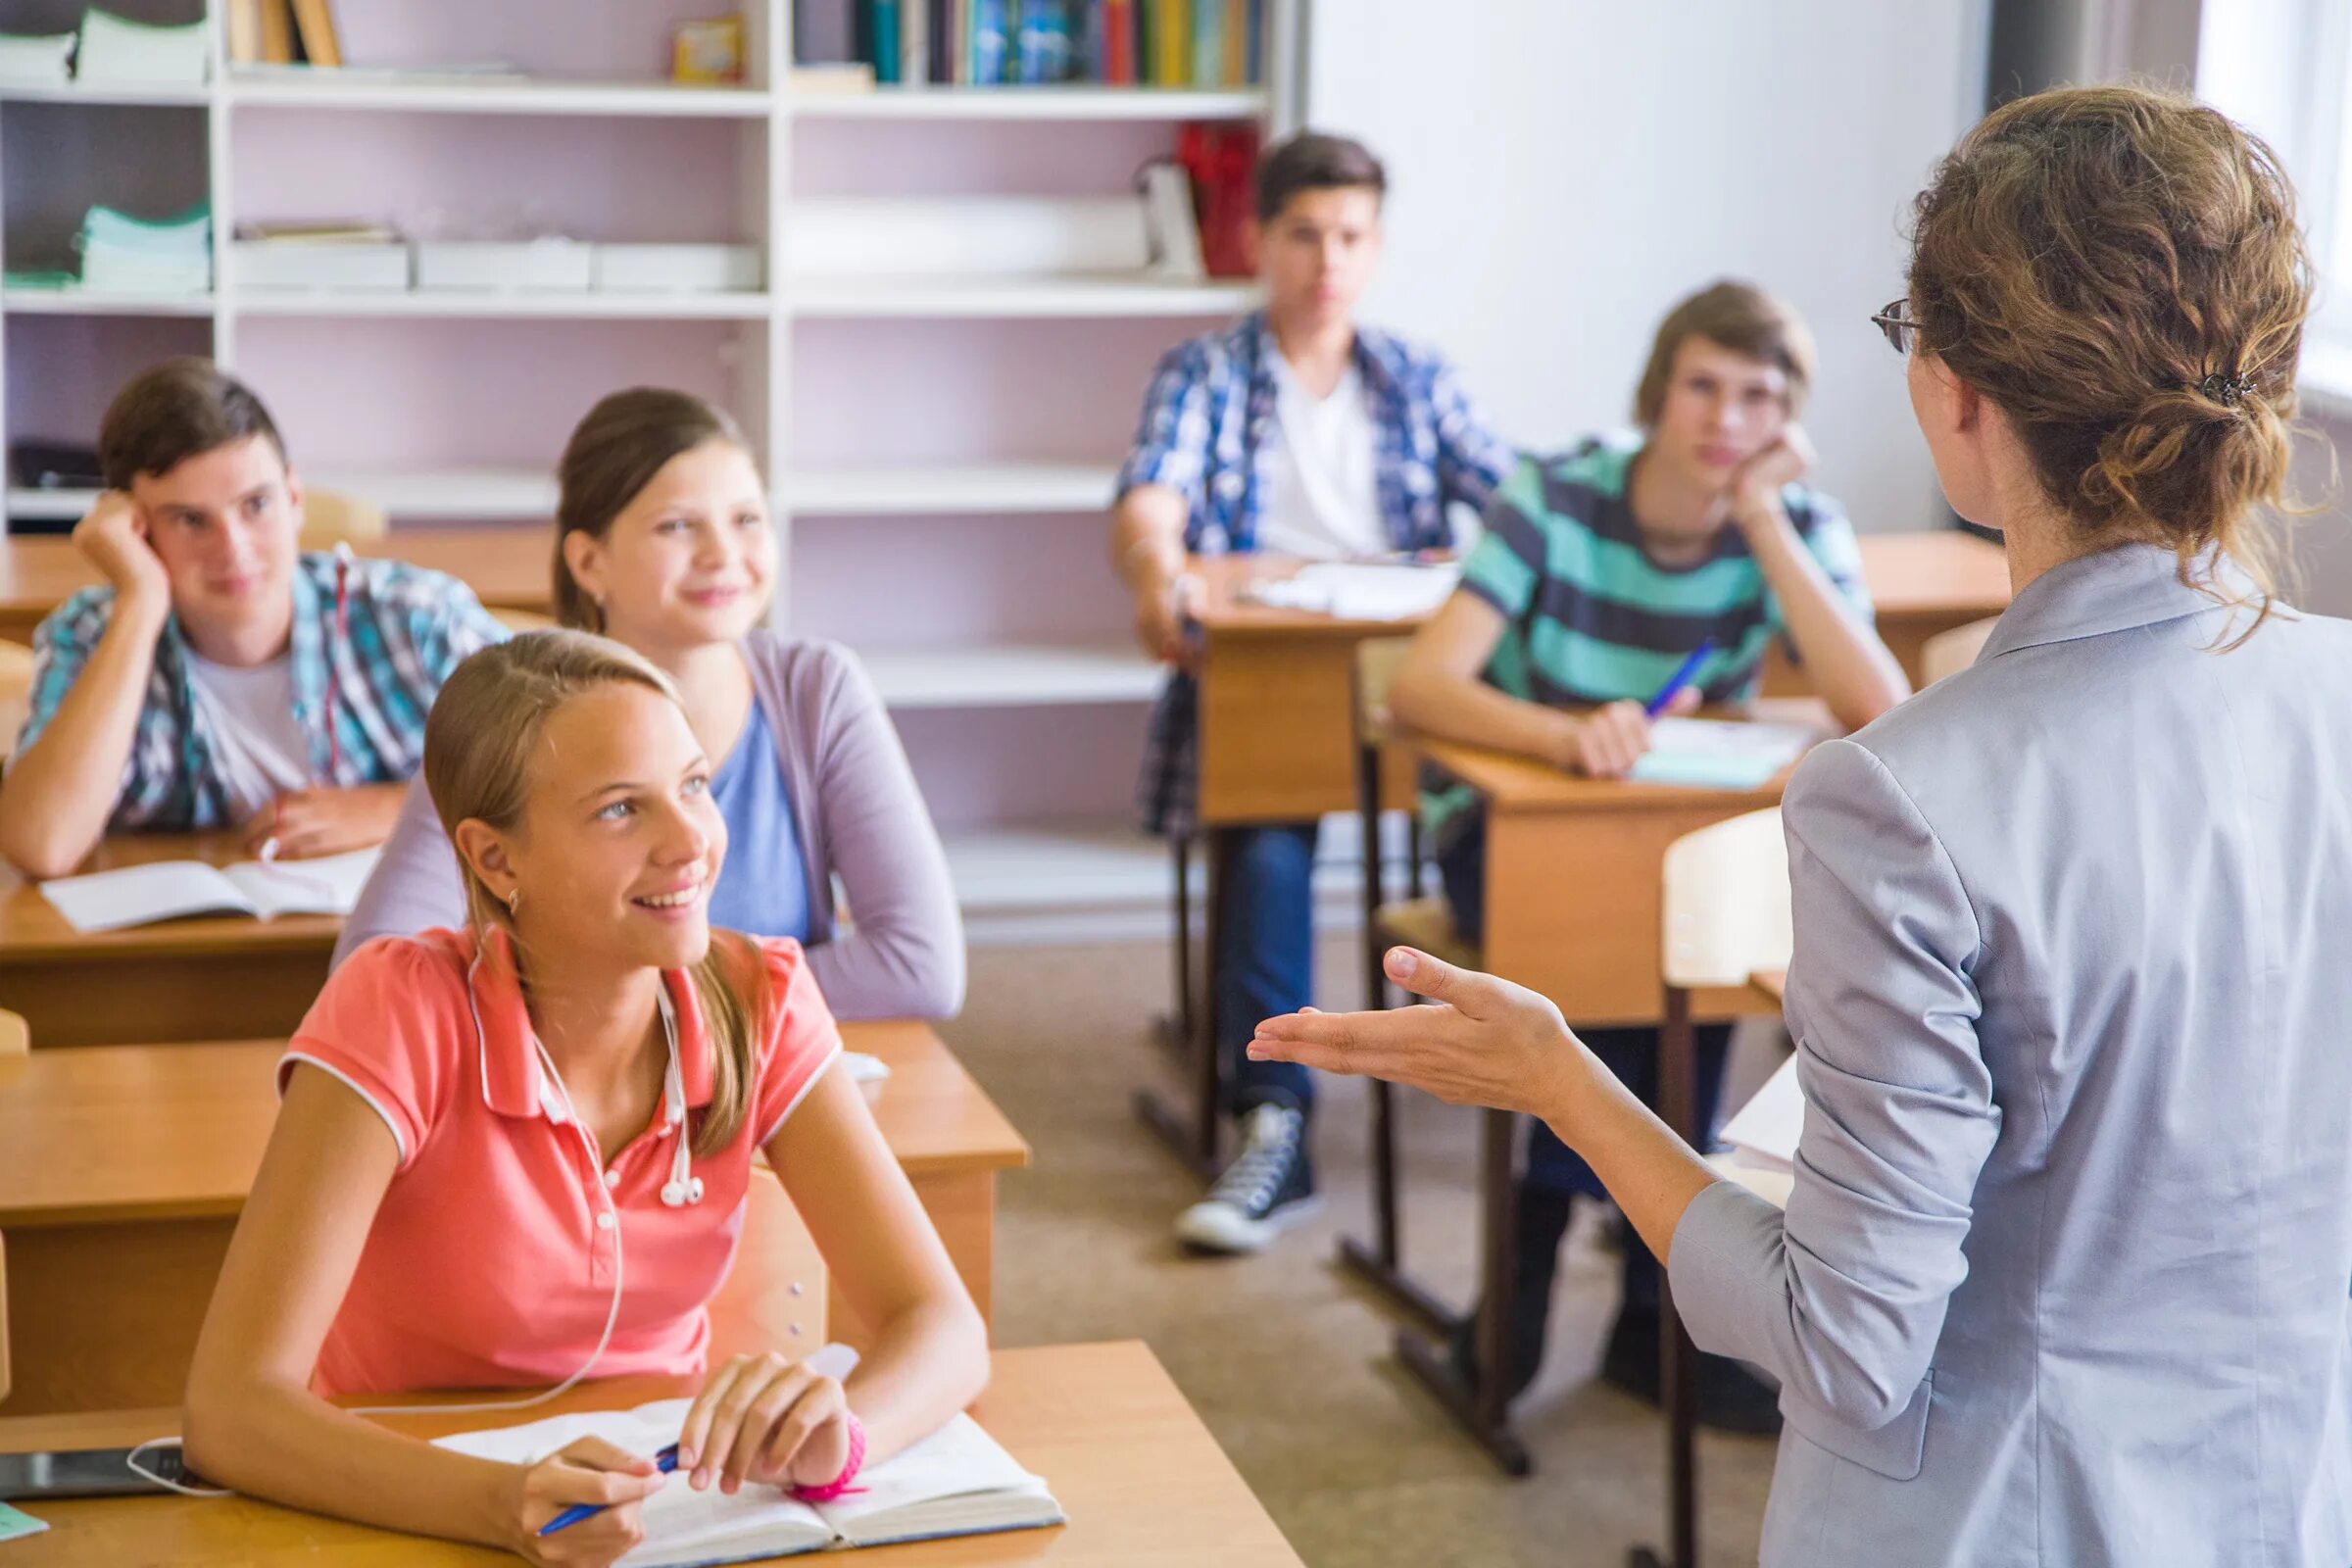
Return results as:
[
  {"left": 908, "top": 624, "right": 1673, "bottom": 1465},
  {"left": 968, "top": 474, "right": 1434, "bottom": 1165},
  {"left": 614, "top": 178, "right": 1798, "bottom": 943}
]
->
[{"left": 1670, "top": 542, "right": 2352, "bottom": 1566}]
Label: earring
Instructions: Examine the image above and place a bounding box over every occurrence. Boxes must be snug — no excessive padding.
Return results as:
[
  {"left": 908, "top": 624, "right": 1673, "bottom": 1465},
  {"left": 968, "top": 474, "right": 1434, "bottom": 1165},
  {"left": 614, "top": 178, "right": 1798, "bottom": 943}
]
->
[{"left": 506, "top": 888, "right": 521, "bottom": 915}]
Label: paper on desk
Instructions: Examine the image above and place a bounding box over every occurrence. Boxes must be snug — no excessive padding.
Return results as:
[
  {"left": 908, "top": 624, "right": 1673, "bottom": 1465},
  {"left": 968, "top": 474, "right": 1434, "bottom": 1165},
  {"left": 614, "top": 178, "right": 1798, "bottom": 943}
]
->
[
  {"left": 1719, "top": 1053, "right": 1803, "bottom": 1169},
  {"left": 1240, "top": 562, "right": 1459, "bottom": 620},
  {"left": 1630, "top": 717, "right": 1813, "bottom": 790}
]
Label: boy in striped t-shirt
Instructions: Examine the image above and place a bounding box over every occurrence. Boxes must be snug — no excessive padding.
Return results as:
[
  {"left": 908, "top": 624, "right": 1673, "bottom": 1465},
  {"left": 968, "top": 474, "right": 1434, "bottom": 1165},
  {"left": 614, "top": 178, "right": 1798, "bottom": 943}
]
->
[{"left": 1390, "top": 281, "right": 1908, "bottom": 1430}]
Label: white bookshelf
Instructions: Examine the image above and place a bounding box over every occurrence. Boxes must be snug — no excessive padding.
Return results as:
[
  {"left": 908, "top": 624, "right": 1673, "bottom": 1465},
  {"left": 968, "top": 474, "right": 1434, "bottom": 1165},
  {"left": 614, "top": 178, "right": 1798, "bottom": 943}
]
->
[
  {"left": 858, "top": 643, "right": 1162, "bottom": 710},
  {"left": 0, "top": 0, "right": 1303, "bottom": 925}
]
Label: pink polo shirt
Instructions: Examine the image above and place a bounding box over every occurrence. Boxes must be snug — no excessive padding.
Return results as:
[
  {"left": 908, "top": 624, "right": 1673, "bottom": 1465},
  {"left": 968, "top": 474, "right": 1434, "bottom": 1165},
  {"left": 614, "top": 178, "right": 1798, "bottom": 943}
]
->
[{"left": 279, "top": 927, "right": 842, "bottom": 1396}]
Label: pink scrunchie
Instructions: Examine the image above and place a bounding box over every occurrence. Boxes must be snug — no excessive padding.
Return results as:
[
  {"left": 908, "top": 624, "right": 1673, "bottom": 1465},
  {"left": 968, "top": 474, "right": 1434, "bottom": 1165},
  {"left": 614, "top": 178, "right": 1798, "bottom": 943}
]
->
[{"left": 789, "top": 1412, "right": 866, "bottom": 1504}]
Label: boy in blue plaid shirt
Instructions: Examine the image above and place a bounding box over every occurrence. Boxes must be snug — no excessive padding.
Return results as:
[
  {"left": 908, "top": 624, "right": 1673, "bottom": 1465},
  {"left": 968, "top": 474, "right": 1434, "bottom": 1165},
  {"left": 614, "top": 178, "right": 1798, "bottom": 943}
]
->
[
  {"left": 1, "top": 360, "right": 506, "bottom": 878},
  {"left": 1110, "top": 131, "right": 1513, "bottom": 1253}
]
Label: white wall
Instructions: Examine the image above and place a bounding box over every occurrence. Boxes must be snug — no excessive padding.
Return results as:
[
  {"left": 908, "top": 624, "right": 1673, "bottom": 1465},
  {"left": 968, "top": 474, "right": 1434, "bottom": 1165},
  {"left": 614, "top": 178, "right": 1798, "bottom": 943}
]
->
[{"left": 1305, "top": 0, "right": 1988, "bottom": 535}]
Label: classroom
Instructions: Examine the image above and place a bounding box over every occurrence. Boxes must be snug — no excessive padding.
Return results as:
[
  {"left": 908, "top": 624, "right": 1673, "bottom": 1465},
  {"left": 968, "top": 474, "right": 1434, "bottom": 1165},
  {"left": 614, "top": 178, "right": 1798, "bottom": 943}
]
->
[{"left": 0, "top": 1, "right": 2346, "bottom": 1564}]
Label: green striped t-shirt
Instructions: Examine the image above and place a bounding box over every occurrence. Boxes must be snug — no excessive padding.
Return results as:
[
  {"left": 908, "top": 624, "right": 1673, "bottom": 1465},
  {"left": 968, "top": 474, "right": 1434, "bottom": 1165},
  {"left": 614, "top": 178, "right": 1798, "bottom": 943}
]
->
[{"left": 1424, "top": 432, "right": 1871, "bottom": 842}]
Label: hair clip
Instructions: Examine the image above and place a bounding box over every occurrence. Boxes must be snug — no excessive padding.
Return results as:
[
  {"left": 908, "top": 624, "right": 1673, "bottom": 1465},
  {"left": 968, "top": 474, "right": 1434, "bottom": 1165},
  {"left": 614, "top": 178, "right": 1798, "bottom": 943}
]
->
[{"left": 2195, "top": 371, "right": 2258, "bottom": 406}]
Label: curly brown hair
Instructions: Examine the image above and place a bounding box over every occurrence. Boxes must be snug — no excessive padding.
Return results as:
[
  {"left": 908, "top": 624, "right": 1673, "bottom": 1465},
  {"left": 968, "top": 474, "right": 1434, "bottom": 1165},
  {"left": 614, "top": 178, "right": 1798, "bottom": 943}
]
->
[{"left": 1907, "top": 83, "right": 2314, "bottom": 623}]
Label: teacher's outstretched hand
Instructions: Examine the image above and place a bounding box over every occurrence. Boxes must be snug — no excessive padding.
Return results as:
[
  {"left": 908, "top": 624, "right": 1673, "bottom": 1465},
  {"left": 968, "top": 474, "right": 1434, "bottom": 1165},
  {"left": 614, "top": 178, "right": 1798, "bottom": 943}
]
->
[{"left": 1248, "top": 944, "right": 1723, "bottom": 1269}]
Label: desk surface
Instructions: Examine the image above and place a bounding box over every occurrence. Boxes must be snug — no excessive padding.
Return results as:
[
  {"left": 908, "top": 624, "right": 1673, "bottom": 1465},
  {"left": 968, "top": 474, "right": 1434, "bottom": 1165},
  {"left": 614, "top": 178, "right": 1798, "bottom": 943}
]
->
[
  {"left": 0, "top": 1341, "right": 1303, "bottom": 1567},
  {"left": 0, "top": 527, "right": 553, "bottom": 624},
  {"left": 1416, "top": 699, "right": 1833, "bottom": 815},
  {"left": 0, "top": 1021, "right": 1026, "bottom": 1230},
  {"left": 0, "top": 834, "right": 343, "bottom": 965},
  {"left": 1185, "top": 529, "right": 2010, "bottom": 636},
  {"left": 1751, "top": 968, "right": 1787, "bottom": 1003}
]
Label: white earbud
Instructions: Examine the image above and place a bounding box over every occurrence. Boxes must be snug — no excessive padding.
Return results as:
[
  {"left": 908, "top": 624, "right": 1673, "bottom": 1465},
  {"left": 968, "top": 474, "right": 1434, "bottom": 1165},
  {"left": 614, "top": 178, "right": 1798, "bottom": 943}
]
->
[{"left": 658, "top": 989, "right": 703, "bottom": 1208}]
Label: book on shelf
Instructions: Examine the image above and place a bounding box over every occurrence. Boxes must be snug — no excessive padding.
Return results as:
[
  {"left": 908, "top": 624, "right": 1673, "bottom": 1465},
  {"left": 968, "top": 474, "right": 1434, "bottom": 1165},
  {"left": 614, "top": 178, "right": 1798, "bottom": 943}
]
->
[
  {"left": 0, "top": 31, "right": 76, "bottom": 88},
  {"left": 790, "top": 61, "right": 878, "bottom": 93},
  {"left": 257, "top": 0, "right": 296, "bottom": 65},
  {"left": 793, "top": 0, "right": 1261, "bottom": 90},
  {"left": 434, "top": 1403, "right": 1063, "bottom": 1567},
  {"left": 287, "top": 0, "right": 344, "bottom": 67},
  {"left": 74, "top": 9, "right": 209, "bottom": 85}
]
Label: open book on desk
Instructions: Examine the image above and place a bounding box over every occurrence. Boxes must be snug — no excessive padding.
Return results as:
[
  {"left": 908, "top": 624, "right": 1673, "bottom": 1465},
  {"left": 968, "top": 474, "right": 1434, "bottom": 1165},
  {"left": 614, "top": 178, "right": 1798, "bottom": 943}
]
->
[
  {"left": 1235, "top": 561, "right": 1460, "bottom": 621},
  {"left": 38, "top": 848, "right": 380, "bottom": 933},
  {"left": 437, "top": 1403, "right": 1063, "bottom": 1566}
]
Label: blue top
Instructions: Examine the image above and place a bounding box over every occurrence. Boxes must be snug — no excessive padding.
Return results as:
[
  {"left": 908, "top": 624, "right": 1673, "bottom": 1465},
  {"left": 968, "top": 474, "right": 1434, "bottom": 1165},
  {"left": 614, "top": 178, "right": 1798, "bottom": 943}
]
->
[{"left": 706, "top": 697, "right": 810, "bottom": 941}]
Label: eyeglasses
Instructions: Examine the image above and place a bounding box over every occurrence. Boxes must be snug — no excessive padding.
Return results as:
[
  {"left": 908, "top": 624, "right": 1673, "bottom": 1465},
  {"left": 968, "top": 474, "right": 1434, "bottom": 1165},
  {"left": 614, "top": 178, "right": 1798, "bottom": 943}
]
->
[{"left": 1870, "top": 297, "right": 1922, "bottom": 356}]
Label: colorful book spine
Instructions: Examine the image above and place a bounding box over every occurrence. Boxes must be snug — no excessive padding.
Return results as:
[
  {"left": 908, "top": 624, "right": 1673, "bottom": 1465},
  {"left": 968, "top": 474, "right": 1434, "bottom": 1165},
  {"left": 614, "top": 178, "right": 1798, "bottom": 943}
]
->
[
  {"left": 1015, "top": 0, "right": 1070, "bottom": 82},
  {"left": 1243, "top": 0, "right": 1262, "bottom": 83},
  {"left": 973, "top": 0, "right": 1011, "bottom": 83},
  {"left": 1152, "top": 0, "right": 1188, "bottom": 85},
  {"left": 1191, "top": 0, "right": 1220, "bottom": 87},
  {"left": 1103, "top": 0, "right": 1136, "bottom": 83},
  {"left": 871, "top": 0, "right": 904, "bottom": 82},
  {"left": 1222, "top": 0, "right": 1246, "bottom": 86}
]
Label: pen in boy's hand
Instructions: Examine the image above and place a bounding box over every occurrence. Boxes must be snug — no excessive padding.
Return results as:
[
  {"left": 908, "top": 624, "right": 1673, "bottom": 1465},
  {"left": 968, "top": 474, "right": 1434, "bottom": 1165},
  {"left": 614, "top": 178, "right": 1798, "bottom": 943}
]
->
[
  {"left": 537, "top": 1444, "right": 678, "bottom": 1538},
  {"left": 1644, "top": 638, "right": 1717, "bottom": 718}
]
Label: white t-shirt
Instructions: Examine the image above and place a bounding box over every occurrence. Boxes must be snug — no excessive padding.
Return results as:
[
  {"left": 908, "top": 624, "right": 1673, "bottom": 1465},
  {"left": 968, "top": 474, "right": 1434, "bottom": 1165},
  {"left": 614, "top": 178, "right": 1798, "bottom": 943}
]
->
[
  {"left": 1255, "top": 352, "right": 1385, "bottom": 560},
  {"left": 182, "top": 649, "right": 311, "bottom": 821}
]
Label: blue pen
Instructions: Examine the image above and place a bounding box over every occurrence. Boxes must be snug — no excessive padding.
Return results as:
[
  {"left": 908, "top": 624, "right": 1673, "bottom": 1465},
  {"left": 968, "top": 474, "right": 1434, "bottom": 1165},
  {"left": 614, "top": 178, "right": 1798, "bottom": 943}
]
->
[
  {"left": 1644, "top": 638, "right": 1717, "bottom": 718},
  {"left": 538, "top": 1443, "right": 679, "bottom": 1538}
]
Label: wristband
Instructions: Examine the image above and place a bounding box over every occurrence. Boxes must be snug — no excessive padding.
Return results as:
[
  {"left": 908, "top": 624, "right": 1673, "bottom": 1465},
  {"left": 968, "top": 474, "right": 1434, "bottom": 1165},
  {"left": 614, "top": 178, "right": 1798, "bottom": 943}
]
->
[{"left": 789, "top": 1412, "right": 865, "bottom": 1503}]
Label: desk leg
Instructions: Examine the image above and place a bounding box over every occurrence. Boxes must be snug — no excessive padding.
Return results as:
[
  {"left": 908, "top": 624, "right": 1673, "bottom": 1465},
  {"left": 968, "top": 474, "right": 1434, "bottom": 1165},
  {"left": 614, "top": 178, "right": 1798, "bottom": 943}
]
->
[
  {"left": 1136, "top": 828, "right": 1229, "bottom": 1179},
  {"left": 1394, "top": 1107, "right": 1530, "bottom": 1476},
  {"left": 1629, "top": 986, "right": 1701, "bottom": 1568}
]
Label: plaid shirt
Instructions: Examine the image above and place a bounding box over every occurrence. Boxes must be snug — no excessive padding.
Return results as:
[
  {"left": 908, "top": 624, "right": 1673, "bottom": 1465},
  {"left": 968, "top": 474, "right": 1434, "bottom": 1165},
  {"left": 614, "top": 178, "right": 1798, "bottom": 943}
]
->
[
  {"left": 1119, "top": 312, "right": 1514, "bottom": 836},
  {"left": 16, "top": 552, "right": 508, "bottom": 832}
]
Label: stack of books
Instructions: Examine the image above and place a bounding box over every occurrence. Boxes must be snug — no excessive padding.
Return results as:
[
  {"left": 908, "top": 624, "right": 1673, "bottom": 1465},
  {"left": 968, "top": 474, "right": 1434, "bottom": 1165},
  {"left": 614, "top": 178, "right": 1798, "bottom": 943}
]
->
[
  {"left": 0, "top": 31, "right": 75, "bottom": 87},
  {"left": 796, "top": 0, "right": 1265, "bottom": 89},
  {"left": 73, "top": 9, "right": 210, "bottom": 85},
  {"left": 77, "top": 204, "right": 213, "bottom": 295}
]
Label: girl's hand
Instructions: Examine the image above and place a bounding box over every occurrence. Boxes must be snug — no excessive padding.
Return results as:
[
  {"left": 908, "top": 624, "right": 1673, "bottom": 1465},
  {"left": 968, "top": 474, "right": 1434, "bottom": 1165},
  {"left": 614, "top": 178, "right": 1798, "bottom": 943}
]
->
[
  {"left": 677, "top": 1351, "right": 853, "bottom": 1495},
  {"left": 1250, "top": 947, "right": 1594, "bottom": 1121},
  {"left": 505, "top": 1436, "right": 664, "bottom": 1567}
]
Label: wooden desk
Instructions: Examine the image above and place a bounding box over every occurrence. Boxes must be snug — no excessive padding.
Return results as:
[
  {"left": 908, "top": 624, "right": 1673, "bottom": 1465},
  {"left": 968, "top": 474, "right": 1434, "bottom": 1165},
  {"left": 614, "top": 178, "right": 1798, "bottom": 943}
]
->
[
  {"left": 1381, "top": 716, "right": 1820, "bottom": 1476},
  {"left": 0, "top": 835, "right": 340, "bottom": 1048},
  {"left": 0, "top": 528, "right": 554, "bottom": 645},
  {"left": 1762, "top": 529, "right": 2011, "bottom": 694},
  {"left": 0, "top": 1342, "right": 1303, "bottom": 1567},
  {"left": 0, "top": 1023, "right": 1027, "bottom": 1415},
  {"left": 1750, "top": 967, "right": 1786, "bottom": 1004}
]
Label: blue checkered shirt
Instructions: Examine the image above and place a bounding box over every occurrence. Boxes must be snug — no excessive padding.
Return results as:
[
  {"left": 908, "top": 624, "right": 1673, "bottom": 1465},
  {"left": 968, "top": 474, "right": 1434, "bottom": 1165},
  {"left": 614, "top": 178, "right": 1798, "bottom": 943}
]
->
[
  {"left": 1118, "top": 312, "right": 1514, "bottom": 836},
  {"left": 16, "top": 552, "right": 509, "bottom": 832}
]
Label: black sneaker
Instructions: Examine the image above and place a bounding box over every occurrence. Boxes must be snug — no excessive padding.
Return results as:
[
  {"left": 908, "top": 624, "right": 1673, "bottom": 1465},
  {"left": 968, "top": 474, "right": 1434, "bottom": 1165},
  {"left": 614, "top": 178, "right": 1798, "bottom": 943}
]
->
[
  {"left": 1600, "top": 1303, "right": 1784, "bottom": 1435},
  {"left": 1174, "top": 1104, "right": 1319, "bottom": 1253}
]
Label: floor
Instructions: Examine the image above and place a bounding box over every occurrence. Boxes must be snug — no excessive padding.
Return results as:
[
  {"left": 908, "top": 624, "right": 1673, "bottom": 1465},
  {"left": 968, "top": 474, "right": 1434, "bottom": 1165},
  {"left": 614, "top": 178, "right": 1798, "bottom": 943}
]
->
[{"left": 936, "top": 936, "right": 1779, "bottom": 1568}]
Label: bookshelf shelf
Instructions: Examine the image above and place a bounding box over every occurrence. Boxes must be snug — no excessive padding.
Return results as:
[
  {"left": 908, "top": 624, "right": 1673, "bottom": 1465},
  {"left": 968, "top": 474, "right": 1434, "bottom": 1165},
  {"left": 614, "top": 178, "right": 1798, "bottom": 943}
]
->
[
  {"left": 2, "top": 290, "right": 216, "bottom": 318},
  {"left": 791, "top": 462, "right": 1117, "bottom": 515},
  {"left": 232, "top": 289, "right": 772, "bottom": 320},
  {"left": 787, "top": 86, "right": 1268, "bottom": 121},
  {"left": 858, "top": 643, "right": 1162, "bottom": 709},
  {"left": 791, "top": 274, "right": 1260, "bottom": 319},
  {"left": 0, "top": 82, "right": 212, "bottom": 107},
  {"left": 224, "top": 75, "right": 775, "bottom": 119}
]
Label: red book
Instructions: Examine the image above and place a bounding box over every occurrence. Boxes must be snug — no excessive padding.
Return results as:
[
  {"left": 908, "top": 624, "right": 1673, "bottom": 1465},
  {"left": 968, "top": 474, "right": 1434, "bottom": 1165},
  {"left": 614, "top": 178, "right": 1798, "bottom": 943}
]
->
[{"left": 1104, "top": 0, "right": 1136, "bottom": 84}]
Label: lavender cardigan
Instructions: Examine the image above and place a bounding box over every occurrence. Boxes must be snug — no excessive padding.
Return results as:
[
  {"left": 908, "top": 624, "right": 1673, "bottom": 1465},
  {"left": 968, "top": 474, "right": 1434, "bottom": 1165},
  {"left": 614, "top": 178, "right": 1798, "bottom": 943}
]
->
[{"left": 332, "top": 632, "right": 964, "bottom": 1019}]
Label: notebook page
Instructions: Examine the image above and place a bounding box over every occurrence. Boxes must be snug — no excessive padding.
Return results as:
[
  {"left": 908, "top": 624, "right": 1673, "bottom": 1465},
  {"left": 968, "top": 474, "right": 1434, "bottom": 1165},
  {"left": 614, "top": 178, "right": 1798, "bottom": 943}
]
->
[
  {"left": 435, "top": 1399, "right": 830, "bottom": 1568},
  {"left": 817, "top": 1413, "right": 1058, "bottom": 1544},
  {"left": 1630, "top": 718, "right": 1814, "bottom": 791},
  {"left": 38, "top": 861, "right": 254, "bottom": 932},
  {"left": 1244, "top": 563, "right": 1460, "bottom": 621},
  {"left": 220, "top": 847, "right": 381, "bottom": 919},
  {"left": 1720, "top": 1053, "right": 1804, "bottom": 1168}
]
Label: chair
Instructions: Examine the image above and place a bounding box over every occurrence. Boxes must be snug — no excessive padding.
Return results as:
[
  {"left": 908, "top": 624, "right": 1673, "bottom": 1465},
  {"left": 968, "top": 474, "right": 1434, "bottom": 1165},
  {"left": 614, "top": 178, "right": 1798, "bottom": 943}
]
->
[
  {"left": 1337, "top": 637, "right": 1477, "bottom": 1339},
  {"left": 1920, "top": 614, "right": 1998, "bottom": 686},
  {"left": 1634, "top": 808, "right": 1793, "bottom": 1568},
  {"left": 299, "top": 488, "right": 389, "bottom": 547},
  {"left": 0, "top": 1010, "right": 23, "bottom": 1403}
]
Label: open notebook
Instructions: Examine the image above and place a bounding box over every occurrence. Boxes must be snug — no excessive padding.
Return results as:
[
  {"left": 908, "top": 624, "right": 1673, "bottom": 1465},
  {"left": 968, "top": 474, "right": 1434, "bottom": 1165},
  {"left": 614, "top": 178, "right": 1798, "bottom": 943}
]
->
[
  {"left": 1630, "top": 717, "right": 1815, "bottom": 791},
  {"left": 38, "top": 848, "right": 380, "bottom": 933},
  {"left": 1236, "top": 562, "right": 1461, "bottom": 621},
  {"left": 435, "top": 1403, "right": 1063, "bottom": 1566}
]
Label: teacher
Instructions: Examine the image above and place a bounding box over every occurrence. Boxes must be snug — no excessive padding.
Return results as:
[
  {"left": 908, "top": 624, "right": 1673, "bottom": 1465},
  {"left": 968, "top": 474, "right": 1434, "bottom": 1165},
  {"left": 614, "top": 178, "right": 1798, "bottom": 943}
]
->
[{"left": 1249, "top": 84, "right": 2352, "bottom": 1566}]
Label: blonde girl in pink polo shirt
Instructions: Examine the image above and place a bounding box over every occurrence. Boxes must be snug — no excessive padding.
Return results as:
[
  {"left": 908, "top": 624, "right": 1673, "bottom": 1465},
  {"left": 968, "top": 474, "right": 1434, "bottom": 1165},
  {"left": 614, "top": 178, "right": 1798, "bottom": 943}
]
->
[{"left": 183, "top": 632, "right": 988, "bottom": 1567}]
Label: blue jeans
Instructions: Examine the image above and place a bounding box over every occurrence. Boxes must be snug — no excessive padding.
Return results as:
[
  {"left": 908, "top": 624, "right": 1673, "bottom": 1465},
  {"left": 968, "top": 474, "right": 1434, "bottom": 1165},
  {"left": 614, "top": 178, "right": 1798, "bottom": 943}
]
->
[
  {"left": 1437, "top": 812, "right": 1733, "bottom": 1309},
  {"left": 1215, "top": 822, "right": 1320, "bottom": 1119}
]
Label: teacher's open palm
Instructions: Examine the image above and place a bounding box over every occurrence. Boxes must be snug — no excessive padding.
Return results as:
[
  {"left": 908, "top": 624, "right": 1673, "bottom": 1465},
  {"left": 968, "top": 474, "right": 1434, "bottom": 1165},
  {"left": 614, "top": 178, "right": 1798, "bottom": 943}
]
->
[{"left": 1250, "top": 947, "right": 1588, "bottom": 1118}]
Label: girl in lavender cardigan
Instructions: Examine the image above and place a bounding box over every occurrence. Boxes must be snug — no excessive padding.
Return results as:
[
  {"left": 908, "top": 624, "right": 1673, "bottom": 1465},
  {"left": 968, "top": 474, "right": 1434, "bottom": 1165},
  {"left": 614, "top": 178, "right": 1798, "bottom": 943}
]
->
[{"left": 334, "top": 389, "right": 963, "bottom": 1019}]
